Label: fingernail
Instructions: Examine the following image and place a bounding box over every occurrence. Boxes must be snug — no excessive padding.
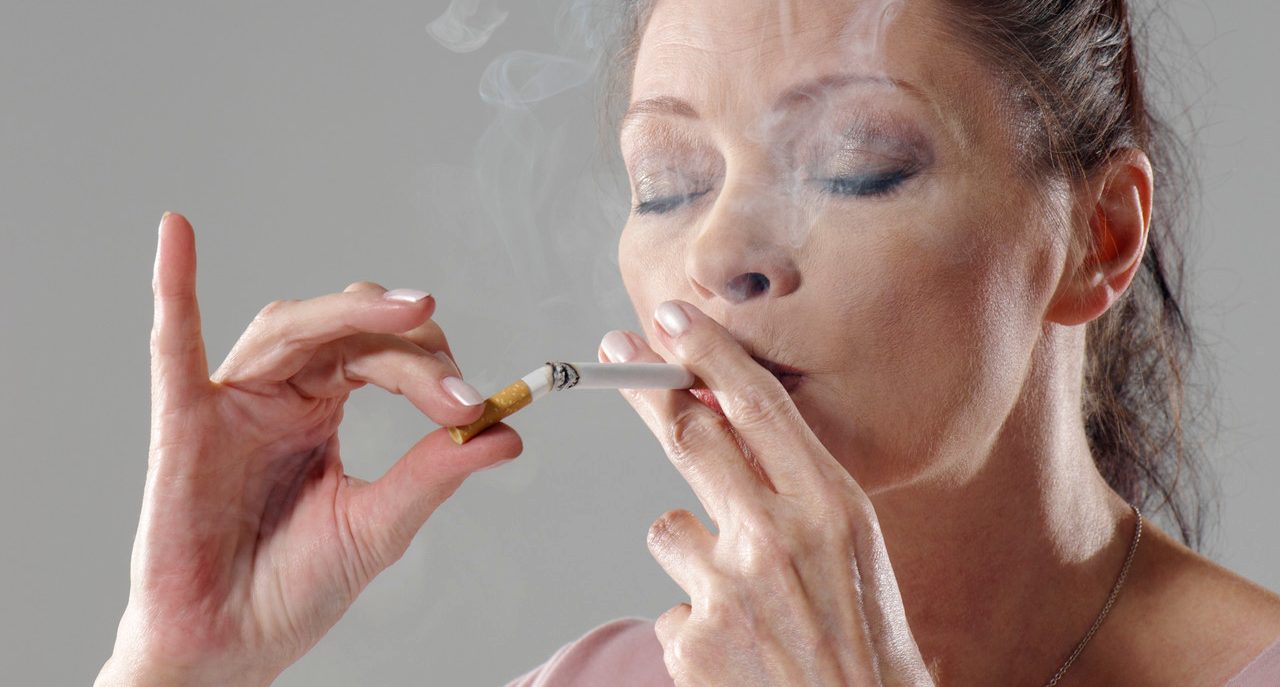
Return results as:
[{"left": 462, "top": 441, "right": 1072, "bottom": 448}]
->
[
  {"left": 655, "top": 301, "right": 690, "bottom": 337},
  {"left": 434, "top": 350, "right": 462, "bottom": 376},
  {"left": 478, "top": 458, "right": 514, "bottom": 472},
  {"left": 443, "top": 376, "right": 485, "bottom": 406},
  {"left": 384, "top": 288, "right": 431, "bottom": 303},
  {"left": 601, "top": 330, "right": 637, "bottom": 363}
]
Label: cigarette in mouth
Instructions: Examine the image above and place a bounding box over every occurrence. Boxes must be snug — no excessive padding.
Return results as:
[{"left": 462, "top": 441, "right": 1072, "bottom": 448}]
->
[{"left": 447, "top": 362, "right": 696, "bottom": 444}]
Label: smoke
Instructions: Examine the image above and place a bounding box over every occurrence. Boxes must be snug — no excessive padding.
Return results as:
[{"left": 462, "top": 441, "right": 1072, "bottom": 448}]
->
[
  {"left": 686, "top": 0, "right": 916, "bottom": 252},
  {"left": 416, "top": 0, "right": 630, "bottom": 400},
  {"left": 478, "top": 51, "right": 594, "bottom": 109},
  {"left": 415, "top": 0, "right": 913, "bottom": 390},
  {"left": 427, "top": 0, "right": 510, "bottom": 53},
  {"left": 837, "top": 0, "right": 906, "bottom": 67}
]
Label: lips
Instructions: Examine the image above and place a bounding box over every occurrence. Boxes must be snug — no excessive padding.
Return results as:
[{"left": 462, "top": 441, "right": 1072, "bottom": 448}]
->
[
  {"left": 751, "top": 355, "right": 804, "bottom": 392},
  {"left": 689, "top": 354, "right": 804, "bottom": 417},
  {"left": 690, "top": 387, "right": 725, "bottom": 415}
]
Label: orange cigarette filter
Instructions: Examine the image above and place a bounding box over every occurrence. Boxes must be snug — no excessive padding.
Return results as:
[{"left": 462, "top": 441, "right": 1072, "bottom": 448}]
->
[{"left": 447, "top": 378, "right": 534, "bottom": 445}]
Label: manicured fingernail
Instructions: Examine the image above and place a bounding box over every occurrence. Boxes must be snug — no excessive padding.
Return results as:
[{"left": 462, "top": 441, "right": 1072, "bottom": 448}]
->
[
  {"left": 384, "top": 288, "right": 430, "bottom": 303},
  {"left": 601, "top": 330, "right": 637, "bottom": 363},
  {"left": 434, "top": 350, "right": 462, "bottom": 376},
  {"left": 443, "top": 376, "right": 485, "bottom": 406},
  {"left": 655, "top": 301, "right": 690, "bottom": 337}
]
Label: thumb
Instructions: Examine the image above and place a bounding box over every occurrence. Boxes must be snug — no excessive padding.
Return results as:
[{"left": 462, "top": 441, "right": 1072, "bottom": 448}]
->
[
  {"left": 346, "top": 425, "right": 523, "bottom": 568},
  {"left": 150, "top": 212, "right": 210, "bottom": 408}
]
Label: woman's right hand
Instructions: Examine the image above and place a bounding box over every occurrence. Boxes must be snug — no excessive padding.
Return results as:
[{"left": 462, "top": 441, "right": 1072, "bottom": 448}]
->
[{"left": 95, "top": 213, "right": 523, "bottom": 687}]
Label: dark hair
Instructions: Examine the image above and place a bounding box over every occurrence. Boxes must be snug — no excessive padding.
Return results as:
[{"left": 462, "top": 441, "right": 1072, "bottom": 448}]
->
[{"left": 604, "top": 0, "right": 1213, "bottom": 549}]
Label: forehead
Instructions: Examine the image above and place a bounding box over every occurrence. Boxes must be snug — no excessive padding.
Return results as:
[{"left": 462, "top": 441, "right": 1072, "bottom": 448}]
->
[{"left": 629, "top": 0, "right": 986, "bottom": 146}]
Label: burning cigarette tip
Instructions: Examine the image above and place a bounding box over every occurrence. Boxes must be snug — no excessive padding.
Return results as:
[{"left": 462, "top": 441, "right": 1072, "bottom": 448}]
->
[{"left": 445, "top": 362, "right": 694, "bottom": 444}]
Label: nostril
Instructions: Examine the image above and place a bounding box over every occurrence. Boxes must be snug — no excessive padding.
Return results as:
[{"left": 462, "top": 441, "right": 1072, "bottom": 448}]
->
[{"left": 726, "top": 272, "right": 771, "bottom": 302}]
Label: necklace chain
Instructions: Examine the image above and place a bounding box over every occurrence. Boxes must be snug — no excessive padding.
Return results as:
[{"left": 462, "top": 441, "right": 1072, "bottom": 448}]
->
[{"left": 1042, "top": 503, "right": 1143, "bottom": 687}]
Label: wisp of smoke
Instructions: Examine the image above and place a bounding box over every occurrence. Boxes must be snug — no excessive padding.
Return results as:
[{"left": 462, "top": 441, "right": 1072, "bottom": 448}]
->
[
  {"left": 427, "top": 0, "right": 510, "bottom": 53},
  {"left": 478, "top": 50, "right": 595, "bottom": 109}
]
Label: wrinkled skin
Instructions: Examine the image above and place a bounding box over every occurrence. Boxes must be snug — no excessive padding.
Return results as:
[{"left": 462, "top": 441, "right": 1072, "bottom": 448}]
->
[
  {"left": 95, "top": 214, "right": 521, "bottom": 686},
  {"left": 608, "top": 0, "right": 1164, "bottom": 684},
  {"left": 97, "top": 0, "right": 1280, "bottom": 684}
]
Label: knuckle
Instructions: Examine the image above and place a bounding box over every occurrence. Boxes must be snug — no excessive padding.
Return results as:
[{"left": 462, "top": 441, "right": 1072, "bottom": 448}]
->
[
  {"left": 680, "top": 336, "right": 736, "bottom": 380},
  {"left": 732, "top": 511, "right": 788, "bottom": 570},
  {"left": 806, "top": 506, "right": 850, "bottom": 549},
  {"left": 254, "top": 298, "right": 295, "bottom": 323},
  {"left": 667, "top": 409, "right": 730, "bottom": 464},
  {"left": 646, "top": 513, "right": 675, "bottom": 552},
  {"left": 658, "top": 602, "right": 688, "bottom": 626},
  {"left": 722, "top": 383, "right": 791, "bottom": 430},
  {"left": 699, "top": 592, "right": 738, "bottom": 625},
  {"left": 735, "top": 521, "right": 789, "bottom": 574},
  {"left": 343, "top": 280, "right": 384, "bottom": 293},
  {"left": 678, "top": 335, "right": 719, "bottom": 368},
  {"left": 647, "top": 509, "right": 693, "bottom": 553},
  {"left": 811, "top": 494, "right": 874, "bottom": 548},
  {"left": 821, "top": 486, "right": 872, "bottom": 524},
  {"left": 666, "top": 633, "right": 691, "bottom": 668}
]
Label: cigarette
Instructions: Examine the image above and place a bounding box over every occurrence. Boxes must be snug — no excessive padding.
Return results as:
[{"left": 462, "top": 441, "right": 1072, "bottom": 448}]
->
[{"left": 447, "top": 362, "right": 696, "bottom": 444}]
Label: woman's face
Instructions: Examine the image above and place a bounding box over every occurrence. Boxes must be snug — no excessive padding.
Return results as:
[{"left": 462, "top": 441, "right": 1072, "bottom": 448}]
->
[{"left": 618, "top": 0, "right": 1074, "bottom": 492}]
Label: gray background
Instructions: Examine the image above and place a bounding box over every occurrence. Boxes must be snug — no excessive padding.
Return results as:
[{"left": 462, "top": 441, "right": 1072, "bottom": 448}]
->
[{"left": 1, "top": 1, "right": 1276, "bottom": 685}]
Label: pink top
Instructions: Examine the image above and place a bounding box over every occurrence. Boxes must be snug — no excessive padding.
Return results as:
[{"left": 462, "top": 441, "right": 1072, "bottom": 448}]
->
[
  {"left": 505, "top": 618, "right": 672, "bottom": 687},
  {"left": 506, "top": 617, "right": 1280, "bottom": 686},
  {"left": 1228, "top": 637, "right": 1280, "bottom": 686}
]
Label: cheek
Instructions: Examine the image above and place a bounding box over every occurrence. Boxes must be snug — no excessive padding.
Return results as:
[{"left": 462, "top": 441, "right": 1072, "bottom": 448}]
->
[
  {"left": 619, "top": 221, "right": 684, "bottom": 341},
  {"left": 862, "top": 218, "right": 1039, "bottom": 389},
  {"left": 803, "top": 202, "right": 1053, "bottom": 475}
]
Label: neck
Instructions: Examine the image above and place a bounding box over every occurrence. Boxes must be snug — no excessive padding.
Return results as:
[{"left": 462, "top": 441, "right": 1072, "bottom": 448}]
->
[{"left": 869, "top": 323, "right": 1135, "bottom": 684}]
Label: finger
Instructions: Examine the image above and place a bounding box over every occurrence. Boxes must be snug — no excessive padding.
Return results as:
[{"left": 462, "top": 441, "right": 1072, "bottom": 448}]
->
[
  {"left": 213, "top": 287, "right": 437, "bottom": 385},
  {"left": 286, "top": 333, "right": 486, "bottom": 426},
  {"left": 151, "top": 212, "right": 210, "bottom": 407},
  {"left": 341, "top": 281, "right": 457, "bottom": 366},
  {"left": 647, "top": 509, "right": 716, "bottom": 600},
  {"left": 599, "top": 330, "right": 771, "bottom": 526},
  {"left": 654, "top": 602, "right": 692, "bottom": 650},
  {"left": 342, "top": 281, "right": 385, "bottom": 294},
  {"left": 345, "top": 424, "right": 523, "bottom": 569},
  {"left": 649, "top": 300, "right": 837, "bottom": 494}
]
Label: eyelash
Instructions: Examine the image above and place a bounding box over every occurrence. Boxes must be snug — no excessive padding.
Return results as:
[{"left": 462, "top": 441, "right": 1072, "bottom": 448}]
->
[
  {"left": 633, "top": 189, "right": 711, "bottom": 216},
  {"left": 632, "top": 170, "right": 915, "bottom": 216},
  {"left": 819, "top": 169, "right": 915, "bottom": 198}
]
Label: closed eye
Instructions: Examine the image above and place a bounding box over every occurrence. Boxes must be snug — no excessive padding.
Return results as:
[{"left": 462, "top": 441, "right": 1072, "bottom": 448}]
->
[
  {"left": 633, "top": 189, "right": 712, "bottom": 215},
  {"left": 818, "top": 169, "right": 915, "bottom": 198}
]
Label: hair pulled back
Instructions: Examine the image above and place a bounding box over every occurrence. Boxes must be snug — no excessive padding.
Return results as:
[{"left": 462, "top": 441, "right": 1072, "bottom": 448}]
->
[{"left": 606, "top": 0, "right": 1211, "bottom": 548}]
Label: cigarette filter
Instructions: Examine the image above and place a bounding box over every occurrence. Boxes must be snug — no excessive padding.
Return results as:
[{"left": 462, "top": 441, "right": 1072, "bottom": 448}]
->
[{"left": 447, "top": 362, "right": 695, "bottom": 444}]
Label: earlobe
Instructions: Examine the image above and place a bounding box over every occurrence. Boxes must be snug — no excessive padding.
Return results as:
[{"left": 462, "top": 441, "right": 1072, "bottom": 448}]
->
[{"left": 1045, "top": 150, "right": 1153, "bottom": 326}]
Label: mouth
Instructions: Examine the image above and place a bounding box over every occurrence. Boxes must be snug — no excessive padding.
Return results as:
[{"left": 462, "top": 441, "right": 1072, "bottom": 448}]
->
[
  {"left": 751, "top": 355, "right": 805, "bottom": 392},
  {"left": 689, "top": 354, "right": 804, "bottom": 417}
]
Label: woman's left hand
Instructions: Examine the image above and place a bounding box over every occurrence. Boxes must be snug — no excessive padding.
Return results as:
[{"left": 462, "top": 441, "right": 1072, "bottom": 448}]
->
[{"left": 598, "top": 300, "right": 934, "bottom": 687}]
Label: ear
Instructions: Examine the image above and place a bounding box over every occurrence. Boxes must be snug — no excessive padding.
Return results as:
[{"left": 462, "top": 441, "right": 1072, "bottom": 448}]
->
[{"left": 1045, "top": 149, "right": 1153, "bottom": 326}]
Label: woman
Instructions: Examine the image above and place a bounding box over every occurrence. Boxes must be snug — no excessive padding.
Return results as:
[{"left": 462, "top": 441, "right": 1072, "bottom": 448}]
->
[{"left": 95, "top": 0, "right": 1280, "bottom": 685}]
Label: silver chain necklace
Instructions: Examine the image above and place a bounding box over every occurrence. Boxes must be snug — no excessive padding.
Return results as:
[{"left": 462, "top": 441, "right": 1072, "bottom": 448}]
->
[{"left": 1042, "top": 503, "right": 1143, "bottom": 687}]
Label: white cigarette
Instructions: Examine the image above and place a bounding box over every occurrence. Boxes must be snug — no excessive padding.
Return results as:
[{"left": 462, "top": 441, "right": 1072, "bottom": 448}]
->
[{"left": 447, "top": 362, "right": 695, "bottom": 444}]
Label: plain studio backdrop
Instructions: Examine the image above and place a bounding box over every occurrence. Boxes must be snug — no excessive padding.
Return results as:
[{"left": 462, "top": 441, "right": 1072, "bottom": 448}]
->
[{"left": 1, "top": 1, "right": 1277, "bottom": 684}]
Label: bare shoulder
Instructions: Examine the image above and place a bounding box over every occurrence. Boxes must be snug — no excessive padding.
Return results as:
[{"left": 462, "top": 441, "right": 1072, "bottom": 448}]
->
[{"left": 1095, "top": 520, "right": 1280, "bottom": 686}]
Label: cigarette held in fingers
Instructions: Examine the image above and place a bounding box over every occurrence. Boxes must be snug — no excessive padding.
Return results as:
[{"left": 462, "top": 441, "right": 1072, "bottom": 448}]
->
[{"left": 447, "top": 362, "right": 696, "bottom": 444}]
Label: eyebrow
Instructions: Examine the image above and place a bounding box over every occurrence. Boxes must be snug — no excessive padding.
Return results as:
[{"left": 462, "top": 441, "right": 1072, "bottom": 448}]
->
[
  {"left": 621, "top": 72, "right": 923, "bottom": 130},
  {"left": 621, "top": 95, "right": 700, "bottom": 129}
]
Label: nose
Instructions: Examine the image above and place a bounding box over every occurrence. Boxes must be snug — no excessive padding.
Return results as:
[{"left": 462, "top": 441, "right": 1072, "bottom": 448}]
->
[{"left": 685, "top": 185, "right": 802, "bottom": 305}]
